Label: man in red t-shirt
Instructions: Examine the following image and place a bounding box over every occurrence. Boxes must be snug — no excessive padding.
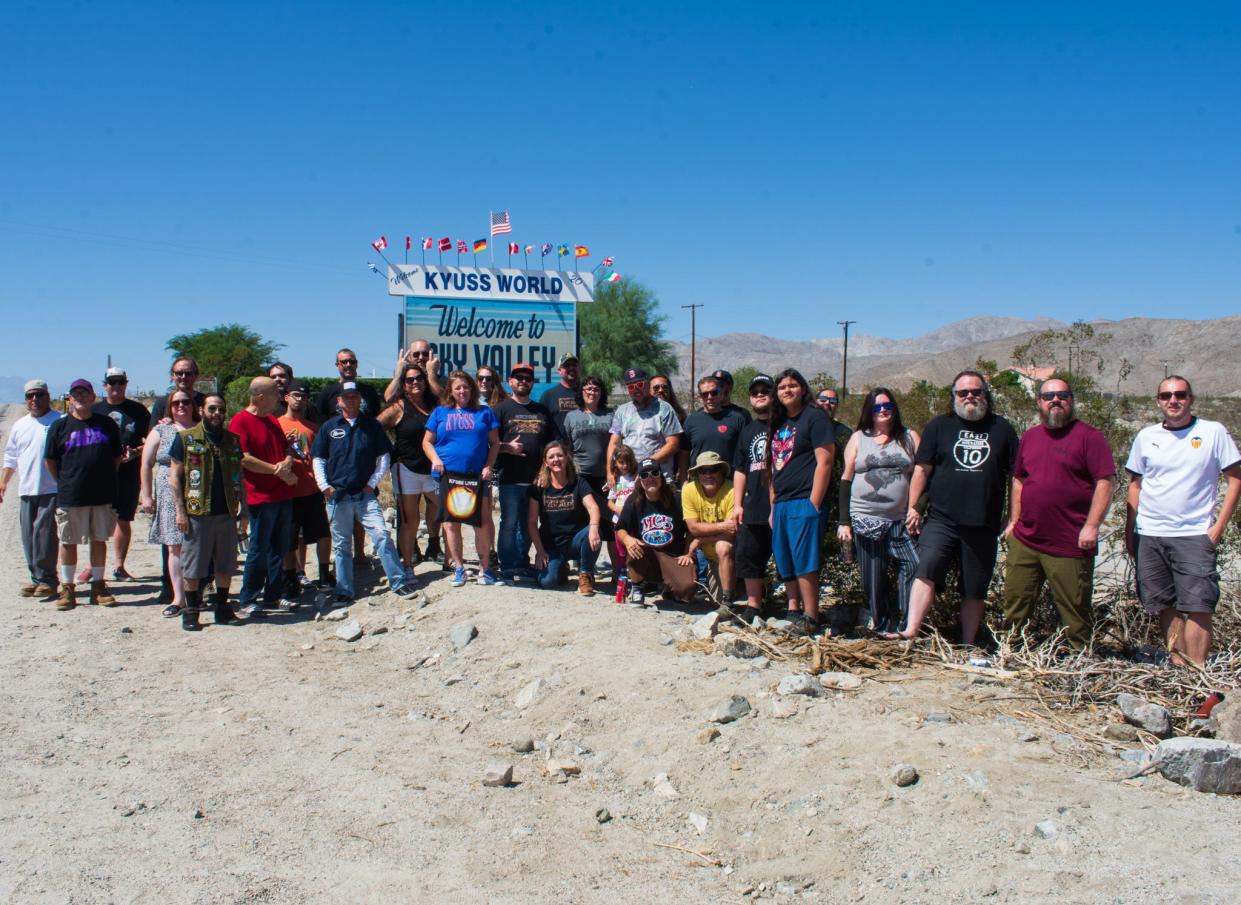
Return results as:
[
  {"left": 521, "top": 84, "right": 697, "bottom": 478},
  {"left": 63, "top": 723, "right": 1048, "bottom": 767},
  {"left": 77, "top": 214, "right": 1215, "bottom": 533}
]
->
[
  {"left": 231, "top": 377, "right": 298, "bottom": 617},
  {"left": 1003, "top": 379, "right": 1115, "bottom": 647},
  {"left": 278, "top": 381, "right": 332, "bottom": 592}
]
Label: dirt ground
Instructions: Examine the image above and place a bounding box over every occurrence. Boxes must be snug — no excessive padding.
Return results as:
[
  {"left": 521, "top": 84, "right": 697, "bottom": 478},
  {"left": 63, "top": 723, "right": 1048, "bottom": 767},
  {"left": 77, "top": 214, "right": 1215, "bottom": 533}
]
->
[{"left": 0, "top": 402, "right": 1237, "bottom": 905}]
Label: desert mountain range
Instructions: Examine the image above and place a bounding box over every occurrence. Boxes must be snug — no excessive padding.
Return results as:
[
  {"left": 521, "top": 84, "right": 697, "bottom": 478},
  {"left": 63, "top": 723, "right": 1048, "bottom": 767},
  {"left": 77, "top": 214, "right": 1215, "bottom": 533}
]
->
[{"left": 671, "top": 315, "right": 1241, "bottom": 396}]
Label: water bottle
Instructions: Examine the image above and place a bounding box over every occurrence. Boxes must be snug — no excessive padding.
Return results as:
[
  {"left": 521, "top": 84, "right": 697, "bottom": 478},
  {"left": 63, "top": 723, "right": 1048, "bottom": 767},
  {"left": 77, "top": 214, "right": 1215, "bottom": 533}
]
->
[
  {"left": 615, "top": 575, "right": 628, "bottom": 603},
  {"left": 840, "top": 539, "right": 855, "bottom": 564}
]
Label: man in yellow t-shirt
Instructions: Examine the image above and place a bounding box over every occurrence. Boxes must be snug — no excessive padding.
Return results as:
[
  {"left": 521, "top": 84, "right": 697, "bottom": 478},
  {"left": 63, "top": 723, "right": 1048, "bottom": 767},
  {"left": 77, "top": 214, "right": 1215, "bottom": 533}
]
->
[{"left": 681, "top": 451, "right": 737, "bottom": 599}]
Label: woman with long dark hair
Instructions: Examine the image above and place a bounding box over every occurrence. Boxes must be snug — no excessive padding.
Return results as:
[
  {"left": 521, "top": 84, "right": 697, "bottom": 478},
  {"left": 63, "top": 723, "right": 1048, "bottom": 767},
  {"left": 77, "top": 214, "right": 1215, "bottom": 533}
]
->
[
  {"left": 379, "top": 364, "right": 442, "bottom": 569},
  {"left": 615, "top": 457, "right": 697, "bottom": 605},
  {"left": 766, "top": 368, "right": 833, "bottom": 634},
  {"left": 475, "top": 366, "right": 505, "bottom": 408},
  {"left": 837, "top": 387, "right": 921, "bottom": 634},
  {"left": 650, "top": 374, "right": 687, "bottom": 425},
  {"left": 527, "top": 440, "right": 603, "bottom": 594}
]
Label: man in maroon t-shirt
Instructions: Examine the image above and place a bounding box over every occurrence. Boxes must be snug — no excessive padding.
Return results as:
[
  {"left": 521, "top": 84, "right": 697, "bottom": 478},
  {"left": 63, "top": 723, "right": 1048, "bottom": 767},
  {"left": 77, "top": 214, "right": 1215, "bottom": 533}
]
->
[
  {"left": 231, "top": 376, "right": 298, "bottom": 617},
  {"left": 1002, "top": 378, "right": 1114, "bottom": 647}
]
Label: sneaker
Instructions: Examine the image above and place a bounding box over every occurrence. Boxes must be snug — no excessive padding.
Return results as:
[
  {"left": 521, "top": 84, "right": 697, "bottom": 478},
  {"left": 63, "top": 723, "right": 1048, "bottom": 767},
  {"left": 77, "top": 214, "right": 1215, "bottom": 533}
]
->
[
  {"left": 112, "top": 566, "right": 135, "bottom": 582},
  {"left": 628, "top": 584, "right": 645, "bottom": 606},
  {"left": 577, "top": 573, "right": 596, "bottom": 597},
  {"left": 298, "top": 572, "right": 316, "bottom": 590},
  {"left": 393, "top": 583, "right": 419, "bottom": 599},
  {"left": 238, "top": 602, "right": 264, "bottom": 618},
  {"left": 90, "top": 581, "right": 117, "bottom": 607},
  {"left": 76, "top": 566, "right": 92, "bottom": 583},
  {"left": 478, "top": 570, "right": 504, "bottom": 586},
  {"left": 56, "top": 585, "right": 76, "bottom": 611},
  {"left": 273, "top": 598, "right": 299, "bottom": 612},
  {"left": 316, "top": 572, "right": 335, "bottom": 591},
  {"left": 450, "top": 566, "right": 467, "bottom": 588}
]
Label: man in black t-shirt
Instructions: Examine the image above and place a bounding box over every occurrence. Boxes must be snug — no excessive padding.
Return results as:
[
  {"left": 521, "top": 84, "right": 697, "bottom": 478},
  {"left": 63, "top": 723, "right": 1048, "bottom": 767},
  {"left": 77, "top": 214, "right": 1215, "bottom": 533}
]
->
[
  {"left": 678, "top": 374, "right": 750, "bottom": 482},
  {"left": 538, "top": 352, "right": 581, "bottom": 433},
  {"left": 91, "top": 367, "right": 150, "bottom": 581},
  {"left": 315, "top": 347, "right": 383, "bottom": 419},
  {"left": 495, "top": 362, "right": 558, "bottom": 580},
  {"left": 730, "top": 373, "right": 775, "bottom": 622},
  {"left": 892, "top": 370, "right": 1019, "bottom": 646},
  {"left": 44, "top": 379, "right": 122, "bottom": 610},
  {"left": 150, "top": 356, "right": 207, "bottom": 422}
]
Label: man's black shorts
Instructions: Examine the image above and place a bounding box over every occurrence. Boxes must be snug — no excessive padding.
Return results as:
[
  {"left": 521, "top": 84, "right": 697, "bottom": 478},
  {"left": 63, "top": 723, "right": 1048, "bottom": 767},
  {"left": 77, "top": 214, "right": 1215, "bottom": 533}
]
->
[
  {"left": 114, "top": 465, "right": 140, "bottom": 522},
  {"left": 736, "top": 522, "right": 773, "bottom": 580},
  {"left": 290, "top": 492, "right": 330, "bottom": 545},
  {"left": 914, "top": 518, "right": 999, "bottom": 600}
]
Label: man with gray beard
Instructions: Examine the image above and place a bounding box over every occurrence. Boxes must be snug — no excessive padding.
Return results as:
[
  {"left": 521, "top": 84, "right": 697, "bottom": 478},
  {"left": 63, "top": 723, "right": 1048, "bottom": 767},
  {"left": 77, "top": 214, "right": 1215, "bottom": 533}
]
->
[
  {"left": 885, "top": 370, "right": 1018, "bottom": 645},
  {"left": 1002, "top": 379, "right": 1114, "bottom": 647}
]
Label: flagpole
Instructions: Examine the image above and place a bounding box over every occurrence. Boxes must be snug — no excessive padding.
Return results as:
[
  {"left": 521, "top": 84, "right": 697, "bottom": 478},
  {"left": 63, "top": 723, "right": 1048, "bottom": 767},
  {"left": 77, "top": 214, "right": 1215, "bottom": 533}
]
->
[
  {"left": 404, "top": 239, "right": 408, "bottom": 265},
  {"left": 488, "top": 212, "right": 495, "bottom": 266}
]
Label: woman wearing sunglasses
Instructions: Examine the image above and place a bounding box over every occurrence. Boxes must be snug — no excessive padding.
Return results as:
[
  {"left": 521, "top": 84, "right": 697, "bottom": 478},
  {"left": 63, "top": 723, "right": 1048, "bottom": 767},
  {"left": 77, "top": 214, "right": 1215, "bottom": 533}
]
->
[
  {"left": 379, "top": 364, "right": 442, "bottom": 569},
  {"left": 837, "top": 387, "right": 921, "bottom": 634},
  {"left": 475, "top": 367, "right": 505, "bottom": 408},
  {"left": 140, "top": 390, "right": 199, "bottom": 618},
  {"left": 614, "top": 457, "right": 698, "bottom": 605}
]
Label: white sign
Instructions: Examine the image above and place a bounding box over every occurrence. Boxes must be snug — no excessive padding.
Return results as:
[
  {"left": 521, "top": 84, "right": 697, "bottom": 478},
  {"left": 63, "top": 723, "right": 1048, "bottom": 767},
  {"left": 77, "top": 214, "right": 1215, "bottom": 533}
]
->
[{"left": 387, "top": 264, "right": 594, "bottom": 303}]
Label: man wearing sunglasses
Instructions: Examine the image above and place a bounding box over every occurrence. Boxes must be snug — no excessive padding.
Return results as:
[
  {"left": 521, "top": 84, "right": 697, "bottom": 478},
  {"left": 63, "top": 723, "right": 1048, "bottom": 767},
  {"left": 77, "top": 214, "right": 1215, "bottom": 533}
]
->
[
  {"left": 383, "top": 340, "right": 443, "bottom": 404},
  {"left": 1002, "top": 379, "right": 1114, "bottom": 648},
  {"left": 1125, "top": 376, "right": 1241, "bottom": 666},
  {"left": 1, "top": 380, "right": 62, "bottom": 598},
  {"left": 91, "top": 367, "right": 150, "bottom": 581},
  {"left": 678, "top": 375, "right": 750, "bottom": 485},
  {"left": 607, "top": 367, "right": 682, "bottom": 486},
  {"left": 316, "top": 348, "right": 382, "bottom": 420},
  {"left": 150, "top": 356, "right": 206, "bottom": 422},
  {"left": 495, "top": 362, "right": 558, "bottom": 581},
  {"left": 538, "top": 352, "right": 582, "bottom": 433},
  {"left": 892, "top": 369, "right": 1018, "bottom": 645}
]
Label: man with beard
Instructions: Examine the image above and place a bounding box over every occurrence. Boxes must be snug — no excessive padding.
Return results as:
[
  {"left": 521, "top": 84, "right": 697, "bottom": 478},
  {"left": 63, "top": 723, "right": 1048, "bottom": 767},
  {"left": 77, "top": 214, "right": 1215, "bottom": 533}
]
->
[
  {"left": 1002, "top": 379, "right": 1114, "bottom": 648},
  {"left": 890, "top": 370, "right": 1018, "bottom": 645},
  {"left": 91, "top": 367, "right": 150, "bottom": 581},
  {"left": 1125, "top": 375, "right": 1241, "bottom": 666},
  {"left": 607, "top": 367, "right": 682, "bottom": 485},
  {"left": 538, "top": 353, "right": 581, "bottom": 433},
  {"left": 268, "top": 362, "right": 297, "bottom": 418},
  {"left": 729, "top": 374, "right": 775, "bottom": 623},
  {"left": 1, "top": 380, "right": 61, "bottom": 598},
  {"left": 316, "top": 347, "right": 383, "bottom": 419},
  {"left": 495, "top": 362, "right": 558, "bottom": 581},
  {"left": 168, "top": 393, "right": 244, "bottom": 630},
  {"left": 150, "top": 356, "right": 206, "bottom": 422}
]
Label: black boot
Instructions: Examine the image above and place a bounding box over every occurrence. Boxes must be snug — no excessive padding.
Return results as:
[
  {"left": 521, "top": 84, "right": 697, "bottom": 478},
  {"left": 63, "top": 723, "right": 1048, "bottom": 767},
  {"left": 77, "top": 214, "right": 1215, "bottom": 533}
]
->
[
  {"left": 182, "top": 590, "right": 202, "bottom": 632},
  {"left": 213, "top": 588, "right": 237, "bottom": 625}
]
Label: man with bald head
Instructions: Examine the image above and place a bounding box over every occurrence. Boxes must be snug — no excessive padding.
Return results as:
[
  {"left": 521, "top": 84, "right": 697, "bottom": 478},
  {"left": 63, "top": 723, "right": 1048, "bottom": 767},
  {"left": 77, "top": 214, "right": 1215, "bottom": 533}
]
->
[
  {"left": 1003, "top": 379, "right": 1115, "bottom": 648},
  {"left": 231, "top": 377, "right": 298, "bottom": 617}
]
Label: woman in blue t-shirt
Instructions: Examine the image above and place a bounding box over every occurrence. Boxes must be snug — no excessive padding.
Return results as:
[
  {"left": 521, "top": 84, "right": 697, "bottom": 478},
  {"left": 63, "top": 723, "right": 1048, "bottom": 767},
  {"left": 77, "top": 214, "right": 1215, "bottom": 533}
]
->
[{"left": 423, "top": 371, "right": 501, "bottom": 587}]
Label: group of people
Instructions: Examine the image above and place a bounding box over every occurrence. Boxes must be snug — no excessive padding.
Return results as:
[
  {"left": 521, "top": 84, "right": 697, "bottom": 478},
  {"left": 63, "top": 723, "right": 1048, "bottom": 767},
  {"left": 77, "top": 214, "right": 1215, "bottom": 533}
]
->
[{"left": 3, "top": 346, "right": 1238, "bottom": 665}]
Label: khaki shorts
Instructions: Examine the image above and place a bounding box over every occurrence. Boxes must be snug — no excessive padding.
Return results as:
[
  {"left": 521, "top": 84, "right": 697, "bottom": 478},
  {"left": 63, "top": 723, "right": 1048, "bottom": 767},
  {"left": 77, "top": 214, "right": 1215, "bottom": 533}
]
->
[{"left": 54, "top": 505, "right": 117, "bottom": 544}]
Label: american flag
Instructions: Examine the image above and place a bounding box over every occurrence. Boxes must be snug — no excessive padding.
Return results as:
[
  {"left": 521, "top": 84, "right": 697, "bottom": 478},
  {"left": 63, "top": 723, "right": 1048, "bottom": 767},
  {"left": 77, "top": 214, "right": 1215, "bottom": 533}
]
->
[
  {"left": 490, "top": 210, "right": 513, "bottom": 236},
  {"left": 541, "top": 243, "right": 552, "bottom": 257}
]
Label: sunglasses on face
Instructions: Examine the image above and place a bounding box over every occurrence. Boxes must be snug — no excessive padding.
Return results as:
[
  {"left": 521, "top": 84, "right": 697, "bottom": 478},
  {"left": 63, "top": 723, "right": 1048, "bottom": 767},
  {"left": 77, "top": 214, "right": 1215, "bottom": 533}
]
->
[
  {"left": 872, "top": 401, "right": 894, "bottom": 413},
  {"left": 171, "top": 399, "right": 194, "bottom": 407},
  {"left": 25, "top": 391, "right": 46, "bottom": 399},
  {"left": 338, "top": 358, "right": 357, "bottom": 366},
  {"left": 1040, "top": 390, "right": 1073, "bottom": 401},
  {"left": 173, "top": 370, "right": 196, "bottom": 378},
  {"left": 510, "top": 375, "right": 533, "bottom": 383},
  {"left": 403, "top": 376, "right": 425, "bottom": 384},
  {"left": 583, "top": 385, "right": 602, "bottom": 392},
  {"left": 651, "top": 384, "right": 669, "bottom": 392},
  {"left": 818, "top": 396, "right": 837, "bottom": 405},
  {"left": 204, "top": 405, "right": 225, "bottom": 413},
  {"left": 410, "top": 350, "right": 429, "bottom": 357},
  {"left": 699, "top": 389, "right": 720, "bottom": 399},
  {"left": 954, "top": 388, "right": 984, "bottom": 398},
  {"left": 106, "top": 379, "right": 127, "bottom": 386},
  {"left": 1158, "top": 390, "right": 1189, "bottom": 401},
  {"left": 638, "top": 468, "right": 662, "bottom": 479},
  {"left": 477, "top": 375, "right": 495, "bottom": 383},
  {"left": 750, "top": 388, "right": 771, "bottom": 397}
]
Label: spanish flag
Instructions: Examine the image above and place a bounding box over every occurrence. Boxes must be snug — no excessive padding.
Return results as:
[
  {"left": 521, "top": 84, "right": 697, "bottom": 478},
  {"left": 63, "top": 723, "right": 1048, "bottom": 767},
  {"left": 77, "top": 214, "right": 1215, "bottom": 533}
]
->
[
  {"left": 574, "top": 245, "right": 589, "bottom": 258},
  {"left": 473, "top": 238, "right": 488, "bottom": 253}
]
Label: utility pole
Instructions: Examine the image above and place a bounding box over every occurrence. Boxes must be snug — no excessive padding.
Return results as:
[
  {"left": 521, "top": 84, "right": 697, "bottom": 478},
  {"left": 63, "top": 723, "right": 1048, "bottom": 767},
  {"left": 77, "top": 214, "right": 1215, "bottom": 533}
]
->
[
  {"left": 682, "top": 303, "right": 704, "bottom": 411},
  {"left": 837, "top": 320, "right": 856, "bottom": 398},
  {"left": 1161, "top": 359, "right": 1171, "bottom": 379}
]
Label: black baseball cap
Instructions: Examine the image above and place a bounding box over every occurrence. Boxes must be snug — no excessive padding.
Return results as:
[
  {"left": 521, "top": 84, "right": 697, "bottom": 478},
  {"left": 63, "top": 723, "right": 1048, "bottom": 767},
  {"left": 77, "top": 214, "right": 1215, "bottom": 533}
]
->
[
  {"left": 287, "top": 381, "right": 311, "bottom": 395},
  {"left": 340, "top": 380, "right": 361, "bottom": 395},
  {"left": 711, "top": 369, "right": 733, "bottom": 386},
  {"left": 749, "top": 373, "right": 774, "bottom": 391},
  {"left": 637, "top": 457, "right": 660, "bottom": 474},
  {"left": 624, "top": 367, "right": 649, "bottom": 384}
]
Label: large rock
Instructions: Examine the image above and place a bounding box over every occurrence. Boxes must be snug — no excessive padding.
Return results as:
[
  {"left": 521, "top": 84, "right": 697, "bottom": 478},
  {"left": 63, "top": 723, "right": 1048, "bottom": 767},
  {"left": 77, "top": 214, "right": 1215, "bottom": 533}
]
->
[
  {"left": 890, "top": 763, "right": 918, "bottom": 787},
  {"left": 714, "top": 635, "right": 762, "bottom": 659},
  {"left": 1212, "top": 699, "right": 1241, "bottom": 744},
  {"left": 691, "top": 612, "right": 720, "bottom": 640},
  {"left": 1155, "top": 738, "right": 1241, "bottom": 794},
  {"left": 706, "top": 695, "right": 751, "bottom": 724},
  {"left": 450, "top": 622, "right": 478, "bottom": 650},
  {"left": 1116, "top": 693, "right": 1173, "bottom": 738},
  {"left": 777, "top": 675, "right": 820, "bottom": 697},
  {"left": 515, "top": 678, "right": 544, "bottom": 709},
  {"left": 335, "top": 619, "right": 363, "bottom": 642}
]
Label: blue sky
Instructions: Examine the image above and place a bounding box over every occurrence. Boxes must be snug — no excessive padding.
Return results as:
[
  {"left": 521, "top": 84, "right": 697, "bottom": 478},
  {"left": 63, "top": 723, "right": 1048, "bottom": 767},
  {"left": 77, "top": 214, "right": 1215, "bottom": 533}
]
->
[{"left": 2, "top": 1, "right": 1238, "bottom": 397}]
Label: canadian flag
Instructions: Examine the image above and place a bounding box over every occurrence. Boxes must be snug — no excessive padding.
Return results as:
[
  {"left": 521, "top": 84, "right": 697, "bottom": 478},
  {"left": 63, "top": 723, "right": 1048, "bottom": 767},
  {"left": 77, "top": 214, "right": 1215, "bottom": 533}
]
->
[
  {"left": 405, "top": 236, "right": 411, "bottom": 251},
  {"left": 372, "top": 236, "right": 387, "bottom": 252}
]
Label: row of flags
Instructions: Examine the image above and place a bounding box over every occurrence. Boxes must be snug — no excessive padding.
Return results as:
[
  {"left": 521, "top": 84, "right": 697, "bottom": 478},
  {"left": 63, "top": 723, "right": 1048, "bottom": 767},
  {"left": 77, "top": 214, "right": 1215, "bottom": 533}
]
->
[{"left": 367, "top": 209, "right": 623, "bottom": 283}]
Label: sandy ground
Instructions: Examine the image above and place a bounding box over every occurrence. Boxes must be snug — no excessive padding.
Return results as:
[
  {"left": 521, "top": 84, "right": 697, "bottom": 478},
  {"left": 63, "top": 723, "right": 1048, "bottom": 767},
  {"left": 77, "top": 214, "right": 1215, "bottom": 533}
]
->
[{"left": 0, "top": 402, "right": 1238, "bottom": 905}]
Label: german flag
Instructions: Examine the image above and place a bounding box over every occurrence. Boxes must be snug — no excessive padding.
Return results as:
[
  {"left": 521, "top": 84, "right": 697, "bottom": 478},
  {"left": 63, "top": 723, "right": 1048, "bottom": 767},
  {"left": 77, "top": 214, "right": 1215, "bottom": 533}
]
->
[{"left": 473, "top": 238, "right": 488, "bottom": 253}]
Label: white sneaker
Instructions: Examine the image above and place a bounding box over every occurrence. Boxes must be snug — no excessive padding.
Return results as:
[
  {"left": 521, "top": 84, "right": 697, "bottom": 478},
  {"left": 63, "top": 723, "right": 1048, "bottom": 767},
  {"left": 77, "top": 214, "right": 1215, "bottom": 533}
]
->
[{"left": 628, "top": 585, "right": 645, "bottom": 606}]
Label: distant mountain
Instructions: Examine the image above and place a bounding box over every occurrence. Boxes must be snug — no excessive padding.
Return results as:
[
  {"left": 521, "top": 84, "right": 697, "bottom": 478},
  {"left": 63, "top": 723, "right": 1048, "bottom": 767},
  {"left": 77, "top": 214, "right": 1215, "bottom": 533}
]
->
[
  {"left": 670, "top": 316, "right": 1241, "bottom": 396},
  {"left": 0, "top": 376, "right": 32, "bottom": 404}
]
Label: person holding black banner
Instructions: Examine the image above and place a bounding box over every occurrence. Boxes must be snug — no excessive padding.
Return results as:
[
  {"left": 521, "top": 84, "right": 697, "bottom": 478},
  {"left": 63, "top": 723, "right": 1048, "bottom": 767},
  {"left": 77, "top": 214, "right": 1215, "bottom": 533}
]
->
[
  {"left": 311, "top": 381, "right": 418, "bottom": 605},
  {"left": 495, "top": 362, "right": 558, "bottom": 583},
  {"left": 423, "top": 371, "right": 502, "bottom": 588}
]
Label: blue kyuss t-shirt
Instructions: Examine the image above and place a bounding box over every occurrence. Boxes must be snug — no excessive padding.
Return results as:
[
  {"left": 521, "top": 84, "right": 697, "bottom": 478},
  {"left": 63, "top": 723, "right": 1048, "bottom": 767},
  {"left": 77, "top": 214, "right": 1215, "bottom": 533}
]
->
[{"left": 423, "top": 405, "right": 499, "bottom": 474}]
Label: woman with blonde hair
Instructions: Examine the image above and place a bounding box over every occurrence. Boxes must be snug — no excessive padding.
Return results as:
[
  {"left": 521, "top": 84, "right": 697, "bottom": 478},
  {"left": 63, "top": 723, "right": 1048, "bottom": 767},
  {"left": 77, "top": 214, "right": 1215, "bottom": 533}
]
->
[{"left": 527, "top": 441, "right": 603, "bottom": 595}]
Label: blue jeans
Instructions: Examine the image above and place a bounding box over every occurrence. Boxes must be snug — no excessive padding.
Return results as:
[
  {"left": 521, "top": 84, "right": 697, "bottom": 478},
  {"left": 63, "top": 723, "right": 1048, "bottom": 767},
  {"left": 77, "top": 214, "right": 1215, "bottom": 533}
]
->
[
  {"left": 539, "top": 526, "right": 600, "bottom": 589},
  {"left": 240, "top": 499, "right": 292, "bottom": 607},
  {"left": 498, "top": 483, "right": 532, "bottom": 575},
  {"left": 326, "top": 491, "right": 410, "bottom": 598}
]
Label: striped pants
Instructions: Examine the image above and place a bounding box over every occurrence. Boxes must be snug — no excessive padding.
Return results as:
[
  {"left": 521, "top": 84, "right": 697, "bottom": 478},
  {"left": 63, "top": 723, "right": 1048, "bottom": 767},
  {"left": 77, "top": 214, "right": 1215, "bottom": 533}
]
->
[{"left": 853, "top": 518, "right": 920, "bottom": 634}]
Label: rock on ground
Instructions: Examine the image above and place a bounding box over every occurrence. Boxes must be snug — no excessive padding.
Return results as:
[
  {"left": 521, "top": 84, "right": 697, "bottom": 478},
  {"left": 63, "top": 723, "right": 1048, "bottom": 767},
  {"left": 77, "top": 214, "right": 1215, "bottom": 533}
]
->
[
  {"left": 482, "top": 763, "right": 514, "bottom": 787},
  {"left": 1116, "top": 693, "right": 1173, "bottom": 738},
  {"left": 819, "top": 672, "right": 862, "bottom": 690},
  {"left": 1155, "top": 738, "right": 1241, "bottom": 794},
  {"left": 706, "top": 695, "right": 751, "bottom": 723},
  {"left": 515, "top": 678, "right": 544, "bottom": 709},
  {"left": 335, "top": 619, "right": 363, "bottom": 642},
  {"left": 1212, "top": 699, "right": 1241, "bottom": 744},
  {"left": 777, "top": 675, "right": 820, "bottom": 697},
  {"left": 691, "top": 612, "right": 720, "bottom": 640},
  {"left": 450, "top": 622, "right": 478, "bottom": 650},
  {"left": 890, "top": 763, "right": 919, "bottom": 787}
]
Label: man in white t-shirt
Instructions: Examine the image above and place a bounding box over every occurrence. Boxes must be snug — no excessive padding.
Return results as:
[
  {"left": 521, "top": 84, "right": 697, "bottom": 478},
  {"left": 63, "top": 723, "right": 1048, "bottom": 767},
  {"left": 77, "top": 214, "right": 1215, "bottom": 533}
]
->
[
  {"left": 0, "top": 380, "right": 62, "bottom": 597},
  {"left": 1125, "top": 375, "right": 1241, "bottom": 665}
]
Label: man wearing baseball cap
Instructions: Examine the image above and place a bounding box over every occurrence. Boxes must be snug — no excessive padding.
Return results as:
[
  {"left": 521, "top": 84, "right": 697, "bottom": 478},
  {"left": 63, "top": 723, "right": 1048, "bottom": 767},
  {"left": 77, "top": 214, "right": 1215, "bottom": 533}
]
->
[
  {"left": 43, "top": 379, "right": 123, "bottom": 609},
  {"left": 710, "top": 369, "right": 749, "bottom": 421},
  {"left": 495, "top": 362, "right": 558, "bottom": 581},
  {"left": 538, "top": 352, "right": 582, "bottom": 433},
  {"left": 91, "top": 366, "right": 150, "bottom": 581},
  {"left": 730, "top": 373, "right": 777, "bottom": 622},
  {"left": 1, "top": 379, "right": 62, "bottom": 598},
  {"left": 607, "top": 366, "right": 682, "bottom": 486}
]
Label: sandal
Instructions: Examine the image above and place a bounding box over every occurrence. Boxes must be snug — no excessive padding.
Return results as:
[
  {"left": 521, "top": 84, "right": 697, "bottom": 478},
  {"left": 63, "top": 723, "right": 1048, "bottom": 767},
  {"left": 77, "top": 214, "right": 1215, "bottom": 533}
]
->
[{"left": 162, "top": 603, "right": 182, "bottom": 618}]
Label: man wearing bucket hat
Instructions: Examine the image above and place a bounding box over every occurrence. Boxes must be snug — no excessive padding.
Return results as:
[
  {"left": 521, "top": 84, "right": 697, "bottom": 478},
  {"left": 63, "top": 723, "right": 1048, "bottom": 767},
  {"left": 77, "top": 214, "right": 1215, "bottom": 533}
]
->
[
  {"left": 681, "top": 451, "right": 738, "bottom": 599},
  {"left": 607, "top": 366, "right": 682, "bottom": 486},
  {"left": 43, "top": 379, "right": 123, "bottom": 610},
  {"left": 1, "top": 379, "right": 62, "bottom": 598}
]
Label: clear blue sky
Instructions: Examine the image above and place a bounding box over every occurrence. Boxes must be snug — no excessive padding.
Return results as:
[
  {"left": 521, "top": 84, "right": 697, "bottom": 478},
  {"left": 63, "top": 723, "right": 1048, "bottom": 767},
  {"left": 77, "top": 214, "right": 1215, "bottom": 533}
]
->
[{"left": 2, "top": 1, "right": 1238, "bottom": 398}]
